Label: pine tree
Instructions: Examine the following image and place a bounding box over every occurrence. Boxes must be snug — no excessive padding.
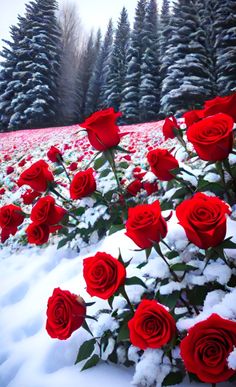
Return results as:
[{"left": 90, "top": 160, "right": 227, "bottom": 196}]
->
[
  {"left": 212, "top": 0, "right": 236, "bottom": 94},
  {"left": 84, "top": 20, "right": 113, "bottom": 117},
  {"left": 160, "top": 0, "right": 171, "bottom": 58},
  {"left": 0, "top": 0, "right": 61, "bottom": 130},
  {"left": 75, "top": 30, "right": 101, "bottom": 122},
  {"left": 160, "top": 0, "right": 212, "bottom": 116},
  {"left": 139, "top": 0, "right": 161, "bottom": 122},
  {"left": 120, "top": 0, "right": 147, "bottom": 124},
  {"left": 102, "top": 7, "right": 130, "bottom": 112}
]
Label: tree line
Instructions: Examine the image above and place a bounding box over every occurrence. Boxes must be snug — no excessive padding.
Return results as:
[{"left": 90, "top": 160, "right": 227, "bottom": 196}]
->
[{"left": 0, "top": 0, "right": 235, "bottom": 132}]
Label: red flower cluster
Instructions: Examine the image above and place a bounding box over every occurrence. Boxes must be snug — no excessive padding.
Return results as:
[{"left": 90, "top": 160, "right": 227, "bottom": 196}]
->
[{"left": 0, "top": 204, "right": 25, "bottom": 243}]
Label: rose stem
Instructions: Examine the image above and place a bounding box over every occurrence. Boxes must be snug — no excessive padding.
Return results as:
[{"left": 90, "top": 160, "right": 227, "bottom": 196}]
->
[
  {"left": 223, "top": 158, "right": 236, "bottom": 197},
  {"left": 49, "top": 186, "right": 70, "bottom": 202},
  {"left": 104, "top": 149, "right": 122, "bottom": 193},
  {"left": 57, "top": 157, "right": 71, "bottom": 183},
  {"left": 216, "top": 161, "right": 232, "bottom": 203},
  {"left": 85, "top": 151, "right": 101, "bottom": 169},
  {"left": 174, "top": 176, "right": 195, "bottom": 194},
  {"left": 121, "top": 287, "right": 135, "bottom": 314}
]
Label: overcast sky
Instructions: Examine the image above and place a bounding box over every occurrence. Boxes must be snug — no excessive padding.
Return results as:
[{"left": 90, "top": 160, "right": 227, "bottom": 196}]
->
[{"left": 0, "top": 0, "right": 138, "bottom": 48}]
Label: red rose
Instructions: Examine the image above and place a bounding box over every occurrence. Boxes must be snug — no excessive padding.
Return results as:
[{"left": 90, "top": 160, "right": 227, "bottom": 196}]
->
[
  {"left": 70, "top": 168, "right": 96, "bottom": 200},
  {"left": 133, "top": 166, "right": 146, "bottom": 181},
  {"left": 176, "top": 192, "right": 230, "bottom": 249},
  {"left": 0, "top": 204, "right": 25, "bottom": 243},
  {"left": 180, "top": 314, "right": 236, "bottom": 383},
  {"left": 47, "top": 146, "right": 63, "bottom": 163},
  {"left": 26, "top": 222, "right": 50, "bottom": 245},
  {"left": 83, "top": 252, "right": 126, "bottom": 299},
  {"left": 31, "top": 196, "right": 67, "bottom": 225},
  {"left": 203, "top": 92, "right": 236, "bottom": 122},
  {"left": 147, "top": 148, "right": 179, "bottom": 181},
  {"left": 162, "top": 116, "right": 179, "bottom": 141},
  {"left": 187, "top": 113, "right": 234, "bottom": 161},
  {"left": 21, "top": 189, "right": 40, "bottom": 205},
  {"left": 183, "top": 109, "right": 204, "bottom": 127},
  {"left": 126, "top": 179, "right": 142, "bottom": 196},
  {"left": 80, "top": 108, "right": 122, "bottom": 151},
  {"left": 128, "top": 299, "right": 176, "bottom": 350},
  {"left": 0, "top": 188, "right": 5, "bottom": 195},
  {"left": 125, "top": 201, "right": 167, "bottom": 249},
  {"left": 143, "top": 181, "right": 158, "bottom": 196},
  {"left": 18, "top": 160, "right": 54, "bottom": 192},
  {"left": 46, "top": 288, "right": 86, "bottom": 340},
  {"left": 18, "top": 158, "right": 26, "bottom": 167}
]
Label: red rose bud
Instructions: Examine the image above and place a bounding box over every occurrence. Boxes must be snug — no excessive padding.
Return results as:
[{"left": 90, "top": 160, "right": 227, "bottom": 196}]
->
[
  {"left": 0, "top": 188, "right": 5, "bottom": 195},
  {"left": 125, "top": 200, "right": 167, "bottom": 249},
  {"left": 128, "top": 299, "right": 176, "bottom": 349},
  {"left": 203, "top": 92, "right": 236, "bottom": 122},
  {"left": 30, "top": 196, "right": 67, "bottom": 225},
  {"left": 6, "top": 166, "right": 14, "bottom": 175},
  {"left": 162, "top": 116, "right": 179, "bottom": 140},
  {"left": 83, "top": 252, "right": 126, "bottom": 299},
  {"left": 176, "top": 192, "right": 230, "bottom": 249},
  {"left": 17, "top": 160, "right": 54, "bottom": 192},
  {"left": 26, "top": 222, "right": 50, "bottom": 245},
  {"left": 147, "top": 148, "right": 179, "bottom": 181},
  {"left": 80, "top": 108, "right": 122, "bottom": 151},
  {"left": 18, "top": 158, "right": 26, "bottom": 167},
  {"left": 69, "top": 162, "right": 78, "bottom": 171},
  {"left": 180, "top": 314, "right": 236, "bottom": 383},
  {"left": 0, "top": 204, "right": 25, "bottom": 243},
  {"left": 187, "top": 113, "right": 234, "bottom": 161},
  {"left": 47, "top": 146, "right": 63, "bottom": 163},
  {"left": 21, "top": 189, "right": 41, "bottom": 205},
  {"left": 46, "top": 288, "right": 86, "bottom": 340},
  {"left": 70, "top": 168, "right": 96, "bottom": 200},
  {"left": 4, "top": 154, "right": 11, "bottom": 161},
  {"left": 126, "top": 179, "right": 142, "bottom": 196}
]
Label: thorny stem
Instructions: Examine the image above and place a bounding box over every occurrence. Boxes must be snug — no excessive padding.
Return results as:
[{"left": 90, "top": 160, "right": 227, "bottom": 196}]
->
[
  {"left": 121, "top": 287, "right": 135, "bottom": 314},
  {"left": 104, "top": 149, "right": 122, "bottom": 193},
  {"left": 57, "top": 158, "right": 71, "bottom": 183}
]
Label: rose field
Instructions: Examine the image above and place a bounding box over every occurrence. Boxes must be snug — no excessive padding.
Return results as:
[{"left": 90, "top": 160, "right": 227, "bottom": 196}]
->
[{"left": 1, "top": 95, "right": 236, "bottom": 387}]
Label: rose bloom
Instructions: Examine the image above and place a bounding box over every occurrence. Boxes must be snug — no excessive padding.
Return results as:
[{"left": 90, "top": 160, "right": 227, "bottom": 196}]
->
[
  {"left": 203, "top": 92, "right": 236, "bottom": 122},
  {"left": 6, "top": 166, "right": 14, "bottom": 175},
  {"left": 176, "top": 192, "right": 230, "bottom": 249},
  {"left": 183, "top": 109, "right": 204, "bottom": 127},
  {"left": 46, "top": 288, "right": 86, "bottom": 340},
  {"left": 83, "top": 252, "right": 126, "bottom": 299},
  {"left": 69, "top": 162, "right": 77, "bottom": 171},
  {"left": 47, "top": 146, "right": 63, "bottom": 163},
  {"left": 187, "top": 113, "right": 234, "bottom": 161},
  {"left": 31, "top": 196, "right": 66, "bottom": 225},
  {"left": 180, "top": 314, "right": 236, "bottom": 383},
  {"left": 147, "top": 148, "right": 179, "bottom": 181},
  {"left": 162, "top": 116, "right": 179, "bottom": 141},
  {"left": 80, "top": 108, "right": 122, "bottom": 151},
  {"left": 125, "top": 200, "right": 167, "bottom": 249},
  {"left": 128, "top": 299, "right": 176, "bottom": 350},
  {"left": 70, "top": 168, "right": 96, "bottom": 200},
  {"left": 26, "top": 222, "right": 50, "bottom": 245},
  {"left": 18, "top": 160, "right": 54, "bottom": 192},
  {"left": 21, "top": 189, "right": 40, "bottom": 205},
  {"left": 126, "top": 179, "right": 142, "bottom": 196},
  {"left": 143, "top": 181, "right": 158, "bottom": 196},
  {"left": 0, "top": 204, "right": 25, "bottom": 243}
]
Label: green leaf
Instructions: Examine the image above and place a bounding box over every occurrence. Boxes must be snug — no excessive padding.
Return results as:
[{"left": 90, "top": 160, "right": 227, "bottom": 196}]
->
[
  {"left": 217, "top": 237, "right": 236, "bottom": 249},
  {"left": 82, "top": 320, "right": 93, "bottom": 336},
  {"left": 57, "top": 238, "right": 69, "bottom": 249},
  {"left": 75, "top": 339, "right": 96, "bottom": 364},
  {"left": 108, "top": 224, "right": 125, "bottom": 235},
  {"left": 117, "top": 322, "right": 130, "bottom": 341},
  {"left": 158, "top": 291, "right": 180, "bottom": 310},
  {"left": 94, "top": 156, "right": 107, "bottom": 170},
  {"left": 170, "top": 263, "right": 197, "bottom": 272},
  {"left": 114, "top": 145, "right": 131, "bottom": 153},
  {"left": 80, "top": 354, "right": 100, "bottom": 371},
  {"left": 161, "top": 201, "right": 173, "bottom": 211},
  {"left": 73, "top": 207, "right": 85, "bottom": 216},
  {"left": 162, "top": 371, "right": 184, "bottom": 386},
  {"left": 166, "top": 251, "right": 179, "bottom": 260},
  {"left": 171, "top": 187, "right": 188, "bottom": 200},
  {"left": 100, "top": 168, "right": 111, "bottom": 178},
  {"left": 125, "top": 276, "right": 147, "bottom": 289},
  {"left": 119, "top": 161, "right": 129, "bottom": 169},
  {"left": 54, "top": 166, "right": 64, "bottom": 175}
]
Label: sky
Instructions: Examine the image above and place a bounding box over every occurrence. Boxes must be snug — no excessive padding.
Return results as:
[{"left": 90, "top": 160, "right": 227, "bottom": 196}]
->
[{"left": 0, "top": 0, "right": 138, "bottom": 48}]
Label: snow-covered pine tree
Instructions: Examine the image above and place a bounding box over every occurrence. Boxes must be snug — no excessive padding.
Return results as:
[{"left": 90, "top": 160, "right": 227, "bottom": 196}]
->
[
  {"left": 0, "top": 17, "right": 26, "bottom": 131},
  {"left": 84, "top": 20, "right": 113, "bottom": 117},
  {"left": 75, "top": 30, "right": 101, "bottom": 122},
  {"left": 139, "top": 0, "right": 161, "bottom": 122},
  {"left": 1, "top": 0, "right": 61, "bottom": 130},
  {"left": 120, "top": 0, "right": 147, "bottom": 124},
  {"left": 160, "top": 0, "right": 212, "bottom": 116},
  {"left": 212, "top": 0, "right": 236, "bottom": 94},
  {"left": 102, "top": 7, "right": 130, "bottom": 112},
  {"left": 160, "top": 0, "right": 171, "bottom": 58}
]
